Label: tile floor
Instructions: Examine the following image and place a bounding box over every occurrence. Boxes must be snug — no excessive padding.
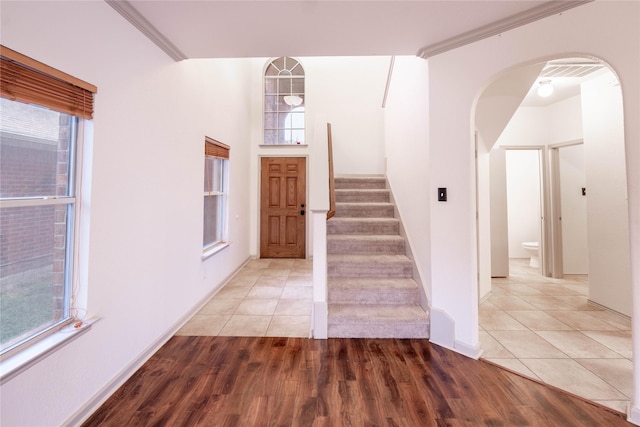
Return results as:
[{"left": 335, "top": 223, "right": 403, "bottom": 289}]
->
[
  {"left": 480, "top": 259, "right": 632, "bottom": 414},
  {"left": 176, "top": 258, "right": 313, "bottom": 338}
]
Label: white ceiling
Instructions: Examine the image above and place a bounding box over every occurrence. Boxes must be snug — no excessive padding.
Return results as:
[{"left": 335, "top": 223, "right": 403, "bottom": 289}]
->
[
  {"left": 107, "top": 0, "right": 590, "bottom": 60},
  {"left": 106, "top": 1, "right": 599, "bottom": 108}
]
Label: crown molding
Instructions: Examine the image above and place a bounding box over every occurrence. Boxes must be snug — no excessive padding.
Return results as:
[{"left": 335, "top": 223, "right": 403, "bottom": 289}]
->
[
  {"left": 417, "top": 0, "right": 592, "bottom": 59},
  {"left": 105, "top": 0, "right": 188, "bottom": 62}
]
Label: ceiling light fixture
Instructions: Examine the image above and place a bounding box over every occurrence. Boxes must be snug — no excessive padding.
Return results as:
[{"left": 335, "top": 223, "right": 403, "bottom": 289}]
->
[
  {"left": 537, "top": 79, "right": 554, "bottom": 97},
  {"left": 283, "top": 95, "right": 303, "bottom": 107},
  {"left": 283, "top": 77, "right": 303, "bottom": 107}
]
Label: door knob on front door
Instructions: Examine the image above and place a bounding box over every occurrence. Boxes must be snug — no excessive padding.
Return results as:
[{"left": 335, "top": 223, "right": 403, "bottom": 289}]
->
[{"left": 300, "top": 209, "right": 305, "bottom": 216}]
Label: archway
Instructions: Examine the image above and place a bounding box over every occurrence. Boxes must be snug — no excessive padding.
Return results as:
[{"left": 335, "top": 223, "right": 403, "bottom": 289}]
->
[{"left": 475, "top": 56, "right": 632, "bottom": 412}]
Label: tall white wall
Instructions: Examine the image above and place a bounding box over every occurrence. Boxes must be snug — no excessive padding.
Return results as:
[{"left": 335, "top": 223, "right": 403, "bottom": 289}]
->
[
  {"left": 0, "top": 2, "right": 253, "bottom": 426},
  {"left": 383, "top": 56, "right": 431, "bottom": 302},
  {"left": 427, "top": 1, "right": 639, "bottom": 383},
  {"left": 582, "top": 73, "right": 632, "bottom": 316},
  {"left": 303, "top": 56, "right": 389, "bottom": 176}
]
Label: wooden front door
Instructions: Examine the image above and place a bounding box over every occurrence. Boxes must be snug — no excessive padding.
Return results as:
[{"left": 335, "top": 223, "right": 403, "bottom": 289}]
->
[{"left": 260, "top": 157, "right": 306, "bottom": 258}]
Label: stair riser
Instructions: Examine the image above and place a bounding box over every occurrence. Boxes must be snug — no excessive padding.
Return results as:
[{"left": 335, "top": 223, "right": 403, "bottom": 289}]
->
[
  {"left": 327, "top": 239, "right": 405, "bottom": 255},
  {"left": 335, "top": 179, "right": 386, "bottom": 190},
  {"left": 328, "top": 289, "right": 419, "bottom": 305},
  {"left": 335, "top": 191, "right": 390, "bottom": 203},
  {"left": 327, "top": 221, "right": 400, "bottom": 236},
  {"left": 328, "top": 263, "right": 413, "bottom": 278},
  {"left": 335, "top": 204, "right": 394, "bottom": 218},
  {"left": 327, "top": 220, "right": 399, "bottom": 235},
  {"left": 327, "top": 322, "right": 429, "bottom": 339}
]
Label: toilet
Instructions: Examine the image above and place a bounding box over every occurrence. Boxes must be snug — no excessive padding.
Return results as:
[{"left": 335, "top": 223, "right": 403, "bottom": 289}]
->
[{"left": 522, "top": 241, "right": 539, "bottom": 268}]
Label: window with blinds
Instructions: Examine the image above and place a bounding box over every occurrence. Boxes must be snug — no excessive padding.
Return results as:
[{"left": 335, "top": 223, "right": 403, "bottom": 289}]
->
[
  {"left": 203, "top": 138, "right": 229, "bottom": 254},
  {"left": 0, "top": 45, "right": 96, "bottom": 358}
]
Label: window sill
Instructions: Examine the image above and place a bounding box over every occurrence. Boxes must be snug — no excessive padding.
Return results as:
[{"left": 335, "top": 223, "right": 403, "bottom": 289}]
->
[
  {"left": 259, "top": 144, "right": 308, "bottom": 148},
  {"left": 0, "top": 318, "right": 97, "bottom": 385},
  {"left": 202, "top": 241, "right": 230, "bottom": 260}
]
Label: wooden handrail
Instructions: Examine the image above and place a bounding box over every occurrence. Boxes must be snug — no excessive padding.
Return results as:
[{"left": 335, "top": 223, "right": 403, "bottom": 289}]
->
[{"left": 326, "top": 123, "right": 336, "bottom": 220}]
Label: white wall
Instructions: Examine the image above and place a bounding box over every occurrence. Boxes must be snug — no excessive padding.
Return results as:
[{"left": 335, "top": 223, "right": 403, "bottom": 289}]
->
[
  {"left": 0, "top": 2, "right": 253, "bottom": 426},
  {"left": 476, "top": 63, "right": 544, "bottom": 150},
  {"left": 497, "top": 96, "right": 583, "bottom": 148},
  {"left": 582, "top": 73, "right": 632, "bottom": 316},
  {"left": 505, "top": 150, "right": 541, "bottom": 259},
  {"left": 427, "top": 0, "right": 639, "bottom": 377},
  {"left": 559, "top": 144, "right": 588, "bottom": 274},
  {"left": 496, "top": 106, "right": 549, "bottom": 146},
  {"left": 384, "top": 55, "right": 431, "bottom": 302},
  {"left": 303, "top": 56, "right": 389, "bottom": 176},
  {"left": 547, "top": 96, "right": 584, "bottom": 143}
]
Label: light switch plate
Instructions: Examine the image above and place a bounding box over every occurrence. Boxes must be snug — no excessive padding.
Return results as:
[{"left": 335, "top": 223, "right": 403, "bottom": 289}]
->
[{"left": 438, "top": 187, "right": 447, "bottom": 202}]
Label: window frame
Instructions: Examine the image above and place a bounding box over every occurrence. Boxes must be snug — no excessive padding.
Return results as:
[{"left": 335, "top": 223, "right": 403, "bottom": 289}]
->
[
  {"left": 202, "top": 137, "right": 230, "bottom": 258},
  {"left": 263, "top": 57, "right": 306, "bottom": 145},
  {"left": 0, "top": 45, "right": 95, "bottom": 376}
]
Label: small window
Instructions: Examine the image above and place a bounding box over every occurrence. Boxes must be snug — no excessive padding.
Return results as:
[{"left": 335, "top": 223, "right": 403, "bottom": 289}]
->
[
  {"left": 264, "top": 57, "right": 305, "bottom": 145},
  {"left": 203, "top": 137, "right": 229, "bottom": 252},
  {"left": 0, "top": 45, "right": 96, "bottom": 357}
]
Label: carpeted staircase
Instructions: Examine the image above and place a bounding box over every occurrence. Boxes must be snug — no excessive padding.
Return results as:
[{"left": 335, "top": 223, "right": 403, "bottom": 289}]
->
[{"left": 326, "top": 176, "right": 429, "bottom": 338}]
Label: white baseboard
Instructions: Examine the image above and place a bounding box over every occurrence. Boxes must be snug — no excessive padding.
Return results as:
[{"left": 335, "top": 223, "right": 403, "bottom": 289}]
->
[
  {"left": 429, "top": 307, "right": 483, "bottom": 359},
  {"left": 629, "top": 404, "right": 640, "bottom": 426},
  {"left": 455, "top": 339, "right": 483, "bottom": 359}
]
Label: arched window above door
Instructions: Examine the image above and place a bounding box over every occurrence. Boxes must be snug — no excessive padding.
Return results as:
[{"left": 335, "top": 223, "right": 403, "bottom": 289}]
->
[{"left": 264, "top": 57, "right": 305, "bottom": 145}]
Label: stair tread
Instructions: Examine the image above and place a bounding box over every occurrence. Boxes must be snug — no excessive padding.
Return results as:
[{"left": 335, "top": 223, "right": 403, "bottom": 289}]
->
[
  {"left": 327, "top": 235, "right": 405, "bottom": 241},
  {"left": 336, "top": 191, "right": 388, "bottom": 194},
  {"left": 336, "top": 202, "right": 393, "bottom": 206},
  {"left": 328, "top": 217, "right": 398, "bottom": 222},
  {"left": 335, "top": 176, "right": 385, "bottom": 181}
]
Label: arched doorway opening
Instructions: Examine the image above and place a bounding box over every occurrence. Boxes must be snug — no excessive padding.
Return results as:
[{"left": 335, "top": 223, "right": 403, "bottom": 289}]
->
[{"left": 475, "top": 56, "right": 632, "bottom": 413}]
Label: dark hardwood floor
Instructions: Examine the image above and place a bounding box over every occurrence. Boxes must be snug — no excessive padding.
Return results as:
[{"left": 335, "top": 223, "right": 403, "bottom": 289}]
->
[{"left": 83, "top": 336, "right": 631, "bottom": 426}]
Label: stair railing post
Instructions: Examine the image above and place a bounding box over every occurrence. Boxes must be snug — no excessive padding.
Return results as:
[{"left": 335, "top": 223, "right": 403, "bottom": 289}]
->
[
  {"left": 308, "top": 118, "right": 331, "bottom": 339},
  {"left": 311, "top": 210, "right": 328, "bottom": 338}
]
